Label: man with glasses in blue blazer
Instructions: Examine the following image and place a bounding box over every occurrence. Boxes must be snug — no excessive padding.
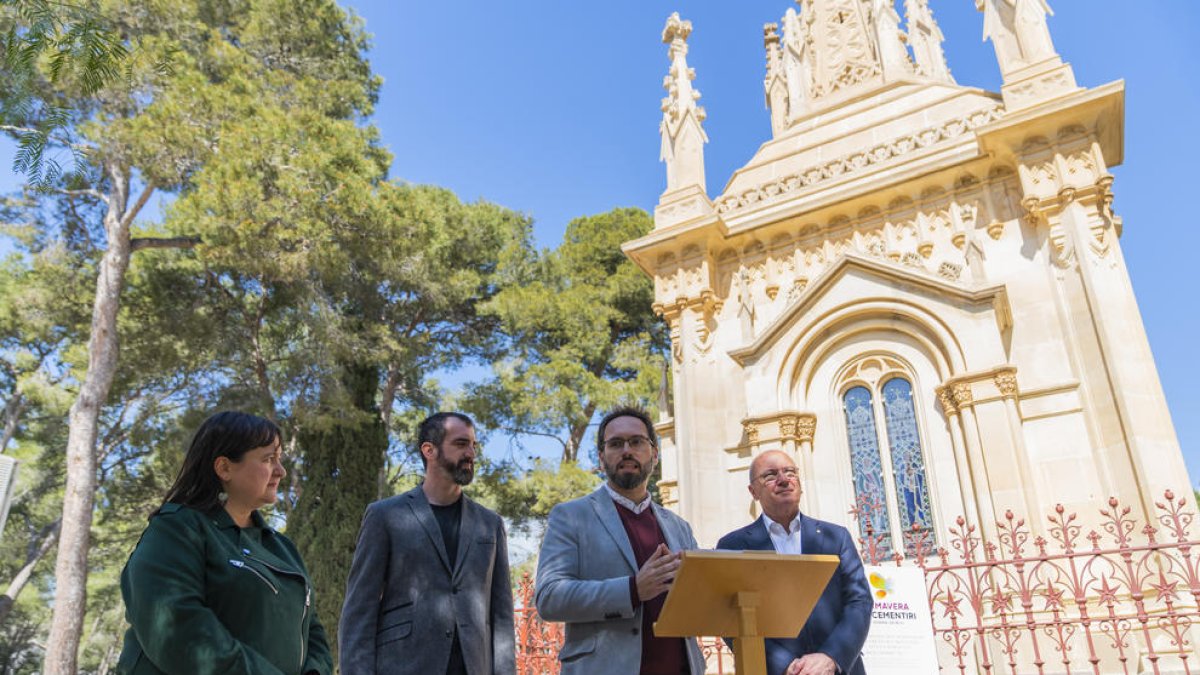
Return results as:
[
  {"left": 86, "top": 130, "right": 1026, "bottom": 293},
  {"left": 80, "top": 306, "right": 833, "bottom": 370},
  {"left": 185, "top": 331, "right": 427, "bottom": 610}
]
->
[{"left": 717, "top": 449, "right": 872, "bottom": 675}]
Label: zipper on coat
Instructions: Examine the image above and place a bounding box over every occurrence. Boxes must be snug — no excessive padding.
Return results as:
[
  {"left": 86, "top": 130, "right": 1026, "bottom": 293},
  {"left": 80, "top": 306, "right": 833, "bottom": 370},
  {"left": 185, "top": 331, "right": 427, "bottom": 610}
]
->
[
  {"left": 228, "top": 559, "right": 278, "bottom": 594},
  {"left": 245, "top": 553, "right": 310, "bottom": 670}
]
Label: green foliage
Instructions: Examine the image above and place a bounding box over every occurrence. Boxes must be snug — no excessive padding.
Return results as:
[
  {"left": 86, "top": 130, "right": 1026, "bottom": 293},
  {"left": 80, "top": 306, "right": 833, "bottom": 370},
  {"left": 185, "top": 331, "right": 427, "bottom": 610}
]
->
[
  {"left": 0, "top": 0, "right": 176, "bottom": 185},
  {"left": 468, "top": 207, "right": 668, "bottom": 464},
  {"left": 1, "top": 0, "right": 390, "bottom": 667},
  {"left": 473, "top": 459, "right": 599, "bottom": 531}
]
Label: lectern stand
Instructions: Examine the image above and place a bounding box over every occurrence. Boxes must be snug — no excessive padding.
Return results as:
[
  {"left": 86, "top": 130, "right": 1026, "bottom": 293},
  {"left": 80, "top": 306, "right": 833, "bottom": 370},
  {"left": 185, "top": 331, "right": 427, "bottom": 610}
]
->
[{"left": 653, "top": 551, "right": 839, "bottom": 675}]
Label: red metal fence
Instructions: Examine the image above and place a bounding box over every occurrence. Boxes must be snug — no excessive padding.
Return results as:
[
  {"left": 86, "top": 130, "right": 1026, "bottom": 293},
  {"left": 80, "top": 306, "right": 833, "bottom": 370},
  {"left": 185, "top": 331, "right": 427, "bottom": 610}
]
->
[
  {"left": 516, "top": 490, "right": 1200, "bottom": 674},
  {"left": 513, "top": 574, "right": 735, "bottom": 674}
]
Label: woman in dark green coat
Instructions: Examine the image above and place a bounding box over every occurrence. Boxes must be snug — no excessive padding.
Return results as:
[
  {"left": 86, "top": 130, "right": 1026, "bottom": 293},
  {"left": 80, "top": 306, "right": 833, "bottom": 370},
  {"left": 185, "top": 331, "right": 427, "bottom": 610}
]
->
[{"left": 117, "top": 411, "right": 333, "bottom": 675}]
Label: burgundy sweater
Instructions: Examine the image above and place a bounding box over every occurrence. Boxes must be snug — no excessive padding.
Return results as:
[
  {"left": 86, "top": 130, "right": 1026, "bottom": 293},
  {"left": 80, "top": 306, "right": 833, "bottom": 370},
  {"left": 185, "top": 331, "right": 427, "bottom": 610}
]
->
[{"left": 615, "top": 502, "right": 690, "bottom": 675}]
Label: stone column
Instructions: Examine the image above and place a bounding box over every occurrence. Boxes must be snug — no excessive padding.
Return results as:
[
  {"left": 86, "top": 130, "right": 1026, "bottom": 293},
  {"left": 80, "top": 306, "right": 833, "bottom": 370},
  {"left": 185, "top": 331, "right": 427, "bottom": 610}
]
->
[
  {"left": 936, "top": 383, "right": 987, "bottom": 535},
  {"left": 994, "top": 367, "right": 1040, "bottom": 527}
]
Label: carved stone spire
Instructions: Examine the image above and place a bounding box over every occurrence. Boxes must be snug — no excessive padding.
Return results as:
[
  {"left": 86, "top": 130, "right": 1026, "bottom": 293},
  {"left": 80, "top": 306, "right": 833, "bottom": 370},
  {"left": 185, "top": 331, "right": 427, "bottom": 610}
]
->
[
  {"left": 806, "top": 0, "right": 881, "bottom": 100},
  {"left": 976, "top": 0, "right": 1077, "bottom": 109},
  {"left": 904, "top": 0, "right": 954, "bottom": 83},
  {"left": 660, "top": 12, "right": 708, "bottom": 194},
  {"left": 781, "top": 7, "right": 812, "bottom": 123},
  {"left": 869, "top": 0, "right": 914, "bottom": 81},
  {"left": 771, "top": 0, "right": 925, "bottom": 122},
  {"left": 763, "top": 23, "right": 789, "bottom": 136}
]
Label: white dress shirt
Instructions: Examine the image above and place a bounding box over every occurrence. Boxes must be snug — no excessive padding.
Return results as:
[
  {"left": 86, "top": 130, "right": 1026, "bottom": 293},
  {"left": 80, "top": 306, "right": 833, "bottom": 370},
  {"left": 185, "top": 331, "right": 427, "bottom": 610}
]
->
[
  {"left": 604, "top": 482, "right": 652, "bottom": 514},
  {"left": 761, "top": 512, "right": 803, "bottom": 555}
]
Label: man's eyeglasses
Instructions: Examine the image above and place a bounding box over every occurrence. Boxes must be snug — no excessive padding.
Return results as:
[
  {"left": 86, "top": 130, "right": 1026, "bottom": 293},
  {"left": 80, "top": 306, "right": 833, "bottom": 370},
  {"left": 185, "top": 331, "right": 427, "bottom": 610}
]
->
[
  {"left": 603, "top": 436, "right": 654, "bottom": 452},
  {"left": 755, "top": 467, "right": 800, "bottom": 484}
]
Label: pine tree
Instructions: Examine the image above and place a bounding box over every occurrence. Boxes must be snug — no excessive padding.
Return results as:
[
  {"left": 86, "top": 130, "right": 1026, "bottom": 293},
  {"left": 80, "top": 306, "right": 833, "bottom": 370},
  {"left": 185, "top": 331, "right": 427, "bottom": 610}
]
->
[{"left": 288, "top": 361, "right": 387, "bottom": 661}]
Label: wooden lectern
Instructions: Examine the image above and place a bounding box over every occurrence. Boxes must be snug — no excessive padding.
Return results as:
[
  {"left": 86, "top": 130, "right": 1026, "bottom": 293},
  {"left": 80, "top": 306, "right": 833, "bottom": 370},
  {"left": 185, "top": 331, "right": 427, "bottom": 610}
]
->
[{"left": 654, "top": 551, "right": 839, "bottom": 675}]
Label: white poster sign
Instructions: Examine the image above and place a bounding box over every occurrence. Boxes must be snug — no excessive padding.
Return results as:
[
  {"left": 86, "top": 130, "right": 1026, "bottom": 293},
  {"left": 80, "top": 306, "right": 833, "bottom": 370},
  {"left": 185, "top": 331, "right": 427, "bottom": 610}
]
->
[{"left": 859, "top": 565, "right": 939, "bottom": 674}]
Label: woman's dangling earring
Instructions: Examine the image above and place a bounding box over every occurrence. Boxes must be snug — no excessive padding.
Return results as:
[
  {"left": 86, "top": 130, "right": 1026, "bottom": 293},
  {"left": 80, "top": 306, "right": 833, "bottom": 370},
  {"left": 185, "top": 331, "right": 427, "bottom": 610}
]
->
[{"left": 218, "top": 490, "right": 228, "bottom": 504}]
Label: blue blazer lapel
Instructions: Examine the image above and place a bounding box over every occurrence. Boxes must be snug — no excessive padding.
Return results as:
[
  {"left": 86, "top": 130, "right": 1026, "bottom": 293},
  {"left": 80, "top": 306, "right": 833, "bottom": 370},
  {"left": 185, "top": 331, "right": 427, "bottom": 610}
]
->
[
  {"left": 406, "top": 487, "right": 452, "bottom": 573},
  {"left": 588, "top": 488, "right": 637, "bottom": 572},
  {"left": 742, "top": 520, "right": 775, "bottom": 552},
  {"left": 800, "top": 513, "right": 824, "bottom": 555}
]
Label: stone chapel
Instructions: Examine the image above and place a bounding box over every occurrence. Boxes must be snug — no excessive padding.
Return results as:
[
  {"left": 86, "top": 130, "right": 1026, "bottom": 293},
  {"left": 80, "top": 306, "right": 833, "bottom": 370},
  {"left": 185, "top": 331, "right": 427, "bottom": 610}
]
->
[{"left": 622, "top": 0, "right": 1192, "bottom": 551}]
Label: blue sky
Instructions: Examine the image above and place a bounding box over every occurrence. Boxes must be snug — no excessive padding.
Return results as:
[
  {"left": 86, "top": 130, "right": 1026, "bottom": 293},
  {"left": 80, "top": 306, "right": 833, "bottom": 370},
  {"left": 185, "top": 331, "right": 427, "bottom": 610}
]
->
[{"left": 3, "top": 2, "right": 1197, "bottom": 483}]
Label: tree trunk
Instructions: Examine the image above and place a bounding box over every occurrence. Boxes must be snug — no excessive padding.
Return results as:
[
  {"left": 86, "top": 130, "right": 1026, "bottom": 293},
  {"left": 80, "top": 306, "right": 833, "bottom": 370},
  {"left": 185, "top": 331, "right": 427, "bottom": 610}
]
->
[
  {"left": 565, "top": 402, "right": 596, "bottom": 464},
  {"left": 290, "top": 361, "right": 387, "bottom": 667},
  {"left": 0, "top": 392, "right": 24, "bottom": 453},
  {"left": 44, "top": 164, "right": 153, "bottom": 675},
  {"left": 0, "top": 518, "right": 60, "bottom": 625},
  {"left": 377, "top": 364, "right": 401, "bottom": 500}
]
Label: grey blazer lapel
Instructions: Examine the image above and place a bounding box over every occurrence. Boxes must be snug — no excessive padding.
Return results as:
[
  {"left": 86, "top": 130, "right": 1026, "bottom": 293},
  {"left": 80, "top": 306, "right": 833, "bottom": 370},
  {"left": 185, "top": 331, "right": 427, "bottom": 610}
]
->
[
  {"left": 406, "top": 487, "right": 452, "bottom": 573},
  {"left": 451, "top": 497, "right": 479, "bottom": 581},
  {"left": 652, "top": 503, "right": 685, "bottom": 551},
  {"left": 588, "top": 488, "right": 637, "bottom": 572}
]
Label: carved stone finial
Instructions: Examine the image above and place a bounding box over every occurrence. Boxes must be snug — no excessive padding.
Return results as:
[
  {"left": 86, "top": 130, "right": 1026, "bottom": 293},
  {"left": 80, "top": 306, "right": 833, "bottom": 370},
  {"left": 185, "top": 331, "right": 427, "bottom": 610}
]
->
[
  {"left": 869, "top": 0, "right": 914, "bottom": 81},
  {"left": 660, "top": 12, "right": 708, "bottom": 194},
  {"left": 763, "top": 23, "right": 789, "bottom": 136},
  {"left": 904, "top": 0, "right": 954, "bottom": 83},
  {"left": 780, "top": 8, "right": 812, "bottom": 124}
]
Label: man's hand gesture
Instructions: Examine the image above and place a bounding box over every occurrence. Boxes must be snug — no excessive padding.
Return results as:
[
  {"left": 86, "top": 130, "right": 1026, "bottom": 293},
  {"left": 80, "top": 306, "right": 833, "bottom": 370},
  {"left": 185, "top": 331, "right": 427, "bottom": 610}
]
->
[
  {"left": 635, "top": 544, "right": 681, "bottom": 601},
  {"left": 786, "top": 653, "right": 838, "bottom": 675}
]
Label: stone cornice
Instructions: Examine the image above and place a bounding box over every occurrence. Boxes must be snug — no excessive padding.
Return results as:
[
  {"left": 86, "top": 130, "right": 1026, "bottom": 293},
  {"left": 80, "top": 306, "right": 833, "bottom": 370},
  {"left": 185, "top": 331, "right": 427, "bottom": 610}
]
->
[
  {"left": 975, "top": 80, "right": 1125, "bottom": 168},
  {"left": 715, "top": 105, "right": 1003, "bottom": 217}
]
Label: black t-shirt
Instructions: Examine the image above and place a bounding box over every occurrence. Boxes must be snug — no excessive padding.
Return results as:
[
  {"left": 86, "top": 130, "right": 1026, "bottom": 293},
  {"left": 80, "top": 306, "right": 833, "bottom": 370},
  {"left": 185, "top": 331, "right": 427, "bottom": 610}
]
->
[
  {"left": 429, "top": 497, "right": 465, "bottom": 674},
  {"left": 430, "top": 496, "right": 463, "bottom": 564}
]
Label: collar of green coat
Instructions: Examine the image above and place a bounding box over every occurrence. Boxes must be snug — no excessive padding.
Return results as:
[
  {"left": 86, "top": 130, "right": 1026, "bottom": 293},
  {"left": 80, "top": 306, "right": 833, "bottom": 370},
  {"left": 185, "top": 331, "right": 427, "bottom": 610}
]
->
[{"left": 207, "top": 505, "right": 274, "bottom": 536}]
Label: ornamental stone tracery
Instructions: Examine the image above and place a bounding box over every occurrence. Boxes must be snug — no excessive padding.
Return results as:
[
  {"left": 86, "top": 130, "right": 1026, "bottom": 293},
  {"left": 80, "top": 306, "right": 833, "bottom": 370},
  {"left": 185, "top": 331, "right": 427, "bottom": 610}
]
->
[{"left": 652, "top": 175, "right": 1024, "bottom": 314}]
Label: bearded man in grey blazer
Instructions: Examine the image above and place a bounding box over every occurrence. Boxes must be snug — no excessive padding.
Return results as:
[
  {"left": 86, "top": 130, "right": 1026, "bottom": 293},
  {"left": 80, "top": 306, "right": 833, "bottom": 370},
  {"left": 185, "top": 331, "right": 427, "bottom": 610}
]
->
[
  {"left": 535, "top": 406, "right": 706, "bottom": 675},
  {"left": 340, "top": 412, "right": 515, "bottom": 675}
]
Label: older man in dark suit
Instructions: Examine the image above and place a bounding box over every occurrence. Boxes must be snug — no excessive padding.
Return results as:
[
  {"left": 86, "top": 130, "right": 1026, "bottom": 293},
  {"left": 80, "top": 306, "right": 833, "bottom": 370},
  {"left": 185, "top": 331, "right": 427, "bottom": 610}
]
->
[
  {"left": 340, "top": 412, "right": 514, "bottom": 675},
  {"left": 717, "top": 450, "right": 872, "bottom": 675}
]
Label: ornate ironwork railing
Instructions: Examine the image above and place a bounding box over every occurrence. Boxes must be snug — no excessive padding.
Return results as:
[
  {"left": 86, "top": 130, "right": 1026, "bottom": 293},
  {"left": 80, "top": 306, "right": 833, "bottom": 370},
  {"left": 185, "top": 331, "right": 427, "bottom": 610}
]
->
[
  {"left": 515, "top": 490, "right": 1200, "bottom": 674},
  {"left": 855, "top": 490, "right": 1200, "bottom": 675},
  {"left": 513, "top": 572, "right": 735, "bottom": 674},
  {"left": 514, "top": 573, "right": 563, "bottom": 675}
]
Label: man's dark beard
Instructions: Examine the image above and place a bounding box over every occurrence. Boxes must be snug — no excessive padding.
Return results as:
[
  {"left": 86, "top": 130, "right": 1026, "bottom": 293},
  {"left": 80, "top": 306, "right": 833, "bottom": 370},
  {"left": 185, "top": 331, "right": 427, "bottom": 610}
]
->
[
  {"left": 437, "top": 448, "right": 474, "bottom": 486},
  {"left": 604, "top": 456, "right": 653, "bottom": 490}
]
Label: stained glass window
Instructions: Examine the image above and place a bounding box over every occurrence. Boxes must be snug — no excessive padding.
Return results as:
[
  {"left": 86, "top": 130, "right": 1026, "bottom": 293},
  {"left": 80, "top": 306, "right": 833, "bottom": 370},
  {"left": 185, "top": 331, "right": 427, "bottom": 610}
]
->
[
  {"left": 843, "top": 386, "right": 891, "bottom": 554},
  {"left": 881, "top": 378, "right": 935, "bottom": 555}
]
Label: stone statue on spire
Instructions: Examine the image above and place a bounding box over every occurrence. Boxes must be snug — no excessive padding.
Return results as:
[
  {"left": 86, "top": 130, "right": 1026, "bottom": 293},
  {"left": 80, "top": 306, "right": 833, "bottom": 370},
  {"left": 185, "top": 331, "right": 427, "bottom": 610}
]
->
[
  {"left": 905, "top": 0, "right": 954, "bottom": 83},
  {"left": 1012, "top": 0, "right": 1056, "bottom": 62},
  {"left": 976, "top": 0, "right": 1075, "bottom": 108},
  {"left": 659, "top": 12, "right": 708, "bottom": 194},
  {"left": 976, "top": 0, "right": 1057, "bottom": 76}
]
